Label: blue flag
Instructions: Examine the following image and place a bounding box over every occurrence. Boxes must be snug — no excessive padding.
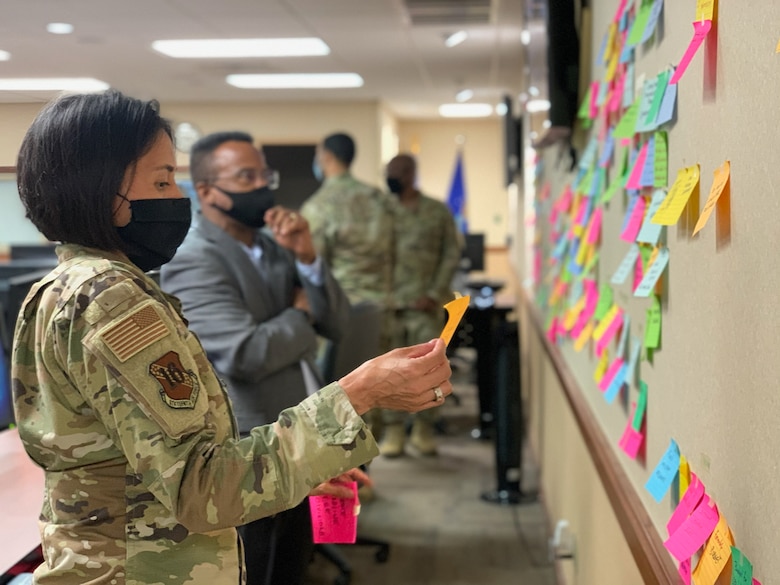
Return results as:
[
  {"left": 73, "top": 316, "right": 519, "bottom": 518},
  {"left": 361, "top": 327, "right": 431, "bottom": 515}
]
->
[{"left": 446, "top": 150, "right": 468, "bottom": 233}]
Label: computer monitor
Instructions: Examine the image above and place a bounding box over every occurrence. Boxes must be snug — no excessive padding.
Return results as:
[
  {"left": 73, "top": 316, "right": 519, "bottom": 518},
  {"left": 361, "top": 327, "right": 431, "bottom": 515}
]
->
[
  {"left": 461, "top": 233, "right": 485, "bottom": 272},
  {"left": 0, "top": 331, "right": 13, "bottom": 430},
  {"left": 10, "top": 244, "right": 58, "bottom": 261}
]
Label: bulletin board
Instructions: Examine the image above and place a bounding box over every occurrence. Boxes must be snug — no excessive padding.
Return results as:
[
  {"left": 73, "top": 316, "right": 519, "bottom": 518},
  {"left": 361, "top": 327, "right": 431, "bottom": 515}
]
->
[{"left": 530, "top": 1, "right": 780, "bottom": 583}]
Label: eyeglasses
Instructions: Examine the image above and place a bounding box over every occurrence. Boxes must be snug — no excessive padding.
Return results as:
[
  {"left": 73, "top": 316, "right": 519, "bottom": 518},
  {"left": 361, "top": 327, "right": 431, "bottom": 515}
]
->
[{"left": 210, "top": 167, "right": 280, "bottom": 191}]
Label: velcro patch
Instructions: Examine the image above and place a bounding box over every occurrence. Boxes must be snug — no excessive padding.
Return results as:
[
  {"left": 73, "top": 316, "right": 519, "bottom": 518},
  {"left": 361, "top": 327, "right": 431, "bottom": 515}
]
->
[
  {"left": 103, "top": 304, "right": 169, "bottom": 362},
  {"left": 149, "top": 351, "right": 200, "bottom": 409}
]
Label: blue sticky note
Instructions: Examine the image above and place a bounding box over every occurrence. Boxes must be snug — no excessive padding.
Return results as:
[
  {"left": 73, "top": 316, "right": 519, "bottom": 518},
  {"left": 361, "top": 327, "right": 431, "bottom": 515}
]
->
[
  {"left": 634, "top": 76, "right": 659, "bottom": 133},
  {"left": 620, "top": 195, "right": 639, "bottom": 233},
  {"left": 636, "top": 189, "right": 666, "bottom": 245},
  {"left": 579, "top": 137, "right": 600, "bottom": 171},
  {"left": 552, "top": 235, "right": 568, "bottom": 260},
  {"left": 599, "top": 131, "right": 615, "bottom": 168},
  {"left": 655, "top": 79, "right": 677, "bottom": 126},
  {"left": 634, "top": 247, "right": 670, "bottom": 297},
  {"left": 611, "top": 244, "right": 640, "bottom": 285},
  {"left": 568, "top": 279, "right": 584, "bottom": 306},
  {"left": 645, "top": 439, "right": 680, "bottom": 503},
  {"left": 640, "top": 0, "right": 664, "bottom": 45},
  {"left": 620, "top": 43, "right": 634, "bottom": 64},
  {"left": 604, "top": 364, "right": 628, "bottom": 404},
  {"left": 626, "top": 337, "right": 642, "bottom": 387},
  {"left": 572, "top": 168, "right": 587, "bottom": 192},
  {"left": 623, "top": 63, "right": 636, "bottom": 109},
  {"left": 589, "top": 167, "right": 605, "bottom": 198},
  {"left": 597, "top": 30, "right": 609, "bottom": 66},
  {"left": 619, "top": 8, "right": 629, "bottom": 32},
  {"left": 640, "top": 136, "right": 656, "bottom": 187}
]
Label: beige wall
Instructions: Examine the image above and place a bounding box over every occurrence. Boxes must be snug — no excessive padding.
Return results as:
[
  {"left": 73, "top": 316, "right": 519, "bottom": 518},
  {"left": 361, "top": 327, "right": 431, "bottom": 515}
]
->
[{"left": 398, "top": 118, "right": 508, "bottom": 247}]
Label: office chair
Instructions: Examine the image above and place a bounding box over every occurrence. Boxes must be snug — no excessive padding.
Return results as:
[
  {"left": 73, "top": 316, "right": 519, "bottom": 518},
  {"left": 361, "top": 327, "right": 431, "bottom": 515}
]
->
[{"left": 314, "top": 301, "right": 391, "bottom": 585}]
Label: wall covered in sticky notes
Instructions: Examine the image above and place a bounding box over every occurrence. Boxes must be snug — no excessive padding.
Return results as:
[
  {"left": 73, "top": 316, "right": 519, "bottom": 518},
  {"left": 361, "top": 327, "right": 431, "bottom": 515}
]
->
[{"left": 522, "top": 0, "right": 780, "bottom": 583}]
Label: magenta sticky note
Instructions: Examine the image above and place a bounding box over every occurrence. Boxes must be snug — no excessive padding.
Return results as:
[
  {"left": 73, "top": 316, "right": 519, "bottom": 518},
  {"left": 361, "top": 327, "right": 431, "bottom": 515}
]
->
[
  {"left": 625, "top": 143, "right": 649, "bottom": 190},
  {"left": 621, "top": 196, "right": 647, "bottom": 243},
  {"left": 609, "top": 74, "right": 625, "bottom": 113},
  {"left": 667, "top": 473, "right": 705, "bottom": 536},
  {"left": 632, "top": 254, "right": 643, "bottom": 292},
  {"left": 589, "top": 81, "right": 600, "bottom": 119},
  {"left": 586, "top": 207, "right": 603, "bottom": 244},
  {"left": 670, "top": 20, "right": 712, "bottom": 85},
  {"left": 546, "top": 317, "right": 559, "bottom": 344},
  {"left": 663, "top": 497, "right": 719, "bottom": 562},
  {"left": 618, "top": 407, "right": 644, "bottom": 459},
  {"left": 753, "top": 579, "right": 762, "bottom": 585},
  {"left": 309, "top": 481, "right": 359, "bottom": 544},
  {"left": 679, "top": 559, "right": 692, "bottom": 585},
  {"left": 599, "top": 357, "right": 625, "bottom": 392}
]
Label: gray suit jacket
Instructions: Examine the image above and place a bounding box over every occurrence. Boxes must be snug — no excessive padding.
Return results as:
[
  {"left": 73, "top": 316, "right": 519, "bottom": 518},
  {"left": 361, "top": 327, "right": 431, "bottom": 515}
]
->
[{"left": 161, "top": 215, "right": 350, "bottom": 432}]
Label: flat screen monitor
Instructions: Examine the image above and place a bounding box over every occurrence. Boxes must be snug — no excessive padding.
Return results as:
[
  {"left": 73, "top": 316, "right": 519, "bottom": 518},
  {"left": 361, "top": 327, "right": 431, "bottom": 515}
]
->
[
  {"left": 462, "top": 233, "right": 485, "bottom": 272},
  {"left": 10, "top": 244, "right": 58, "bottom": 261},
  {"left": 0, "top": 331, "right": 12, "bottom": 430}
]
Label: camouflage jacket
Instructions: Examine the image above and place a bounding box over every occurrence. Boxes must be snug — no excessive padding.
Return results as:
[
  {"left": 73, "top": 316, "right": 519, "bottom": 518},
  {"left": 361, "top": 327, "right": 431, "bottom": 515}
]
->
[
  {"left": 393, "top": 193, "right": 462, "bottom": 307},
  {"left": 11, "top": 244, "right": 378, "bottom": 585},
  {"left": 300, "top": 172, "right": 396, "bottom": 306}
]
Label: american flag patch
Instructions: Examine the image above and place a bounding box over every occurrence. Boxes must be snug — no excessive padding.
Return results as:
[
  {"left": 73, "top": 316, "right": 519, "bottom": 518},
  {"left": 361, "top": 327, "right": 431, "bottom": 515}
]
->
[{"left": 102, "top": 304, "right": 170, "bottom": 362}]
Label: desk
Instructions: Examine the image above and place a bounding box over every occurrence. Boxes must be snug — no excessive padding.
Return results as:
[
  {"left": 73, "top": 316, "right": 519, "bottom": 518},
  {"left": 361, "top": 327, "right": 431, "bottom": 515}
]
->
[{"left": 0, "top": 429, "right": 43, "bottom": 575}]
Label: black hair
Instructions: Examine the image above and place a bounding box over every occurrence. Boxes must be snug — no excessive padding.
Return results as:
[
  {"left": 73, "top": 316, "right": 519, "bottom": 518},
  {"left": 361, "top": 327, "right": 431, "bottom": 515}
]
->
[
  {"left": 16, "top": 90, "right": 172, "bottom": 252},
  {"left": 189, "top": 131, "right": 254, "bottom": 185},
  {"left": 323, "top": 132, "right": 356, "bottom": 166}
]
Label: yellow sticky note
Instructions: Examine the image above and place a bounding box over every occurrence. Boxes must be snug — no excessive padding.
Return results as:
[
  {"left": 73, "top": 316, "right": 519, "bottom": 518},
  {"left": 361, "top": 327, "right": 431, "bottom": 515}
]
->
[
  {"left": 574, "top": 321, "right": 594, "bottom": 352},
  {"left": 439, "top": 295, "right": 470, "bottom": 345},
  {"left": 696, "top": 0, "right": 714, "bottom": 23},
  {"left": 692, "top": 513, "right": 734, "bottom": 585},
  {"left": 593, "top": 305, "right": 620, "bottom": 341},
  {"left": 679, "top": 456, "right": 690, "bottom": 500},
  {"left": 593, "top": 349, "right": 610, "bottom": 383},
  {"left": 693, "top": 161, "right": 730, "bottom": 236},
  {"left": 605, "top": 51, "right": 619, "bottom": 83},
  {"left": 651, "top": 164, "right": 701, "bottom": 226},
  {"left": 776, "top": 39, "right": 780, "bottom": 54},
  {"left": 564, "top": 297, "right": 587, "bottom": 331},
  {"left": 575, "top": 240, "right": 590, "bottom": 266}
]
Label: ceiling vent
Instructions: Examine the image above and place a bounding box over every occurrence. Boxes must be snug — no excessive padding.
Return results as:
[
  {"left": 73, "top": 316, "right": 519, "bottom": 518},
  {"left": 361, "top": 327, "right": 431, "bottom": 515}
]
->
[{"left": 404, "top": 0, "right": 492, "bottom": 26}]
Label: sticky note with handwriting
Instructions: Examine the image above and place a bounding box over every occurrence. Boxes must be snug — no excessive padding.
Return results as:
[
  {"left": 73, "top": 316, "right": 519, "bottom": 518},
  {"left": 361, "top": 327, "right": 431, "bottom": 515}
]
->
[
  {"left": 652, "top": 164, "right": 700, "bottom": 225},
  {"left": 621, "top": 195, "right": 647, "bottom": 242},
  {"left": 664, "top": 496, "right": 719, "bottom": 562},
  {"left": 679, "top": 559, "right": 692, "bottom": 585},
  {"left": 632, "top": 381, "right": 648, "bottom": 431},
  {"left": 645, "top": 439, "right": 680, "bottom": 502},
  {"left": 692, "top": 513, "right": 733, "bottom": 585},
  {"left": 644, "top": 295, "right": 662, "bottom": 348},
  {"left": 604, "top": 363, "right": 628, "bottom": 404},
  {"left": 730, "top": 546, "right": 754, "bottom": 585},
  {"left": 654, "top": 132, "right": 668, "bottom": 187},
  {"left": 618, "top": 403, "right": 644, "bottom": 459},
  {"left": 667, "top": 473, "right": 705, "bottom": 536},
  {"left": 696, "top": 0, "right": 714, "bottom": 22},
  {"left": 634, "top": 247, "right": 669, "bottom": 298},
  {"left": 693, "top": 160, "right": 730, "bottom": 236},
  {"left": 611, "top": 244, "right": 641, "bottom": 285},
  {"left": 625, "top": 143, "right": 649, "bottom": 190},
  {"left": 440, "top": 295, "right": 470, "bottom": 345},
  {"left": 309, "top": 481, "right": 359, "bottom": 544},
  {"left": 670, "top": 20, "right": 712, "bottom": 85},
  {"left": 636, "top": 189, "right": 666, "bottom": 245}
]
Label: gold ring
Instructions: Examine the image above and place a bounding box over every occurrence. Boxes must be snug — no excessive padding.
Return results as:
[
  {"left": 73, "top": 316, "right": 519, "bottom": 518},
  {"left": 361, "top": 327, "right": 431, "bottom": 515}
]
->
[{"left": 432, "top": 387, "right": 444, "bottom": 402}]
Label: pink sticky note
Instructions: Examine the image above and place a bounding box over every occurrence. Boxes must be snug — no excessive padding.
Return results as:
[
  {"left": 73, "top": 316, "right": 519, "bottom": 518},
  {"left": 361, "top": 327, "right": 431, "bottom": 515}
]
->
[
  {"left": 558, "top": 185, "right": 573, "bottom": 212},
  {"left": 753, "top": 579, "right": 762, "bottom": 585},
  {"left": 589, "top": 81, "right": 600, "bottom": 119},
  {"left": 309, "top": 481, "right": 359, "bottom": 544},
  {"left": 599, "top": 357, "right": 625, "bottom": 391},
  {"left": 632, "top": 254, "right": 644, "bottom": 292},
  {"left": 664, "top": 496, "right": 719, "bottom": 562},
  {"left": 618, "top": 404, "right": 644, "bottom": 459},
  {"left": 679, "top": 559, "right": 692, "bottom": 585},
  {"left": 586, "top": 208, "right": 603, "bottom": 244},
  {"left": 625, "top": 143, "right": 649, "bottom": 190},
  {"left": 670, "top": 20, "right": 713, "bottom": 84},
  {"left": 549, "top": 205, "right": 560, "bottom": 225},
  {"left": 546, "top": 317, "right": 559, "bottom": 344},
  {"left": 621, "top": 196, "right": 647, "bottom": 242},
  {"left": 667, "top": 473, "right": 705, "bottom": 536},
  {"left": 573, "top": 197, "right": 587, "bottom": 225},
  {"left": 596, "top": 311, "right": 624, "bottom": 356}
]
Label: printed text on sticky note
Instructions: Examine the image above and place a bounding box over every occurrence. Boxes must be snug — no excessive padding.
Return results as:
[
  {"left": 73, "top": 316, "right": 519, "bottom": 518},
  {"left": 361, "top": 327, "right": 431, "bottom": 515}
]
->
[
  {"left": 309, "top": 481, "right": 359, "bottom": 544},
  {"left": 652, "top": 165, "right": 701, "bottom": 226},
  {"left": 440, "top": 295, "right": 470, "bottom": 345}
]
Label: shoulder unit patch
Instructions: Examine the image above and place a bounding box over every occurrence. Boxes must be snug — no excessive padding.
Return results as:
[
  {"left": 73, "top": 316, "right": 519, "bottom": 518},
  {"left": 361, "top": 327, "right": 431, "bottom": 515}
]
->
[{"left": 149, "top": 351, "right": 200, "bottom": 409}]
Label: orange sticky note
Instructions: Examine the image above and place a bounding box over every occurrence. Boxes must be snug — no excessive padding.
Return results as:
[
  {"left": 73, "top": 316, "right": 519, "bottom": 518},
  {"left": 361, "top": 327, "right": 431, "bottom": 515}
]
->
[
  {"left": 692, "top": 513, "right": 734, "bottom": 585},
  {"left": 564, "top": 297, "right": 587, "bottom": 331},
  {"left": 440, "top": 295, "right": 470, "bottom": 345},
  {"left": 574, "top": 321, "right": 594, "bottom": 352},
  {"left": 693, "top": 161, "right": 730, "bottom": 236},
  {"left": 696, "top": 0, "right": 714, "bottom": 23},
  {"left": 652, "top": 165, "right": 701, "bottom": 225}
]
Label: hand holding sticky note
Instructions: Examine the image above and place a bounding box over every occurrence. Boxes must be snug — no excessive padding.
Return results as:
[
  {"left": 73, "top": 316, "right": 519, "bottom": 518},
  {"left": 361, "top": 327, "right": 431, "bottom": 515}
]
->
[
  {"left": 309, "top": 481, "right": 359, "bottom": 544},
  {"left": 440, "top": 295, "right": 470, "bottom": 345}
]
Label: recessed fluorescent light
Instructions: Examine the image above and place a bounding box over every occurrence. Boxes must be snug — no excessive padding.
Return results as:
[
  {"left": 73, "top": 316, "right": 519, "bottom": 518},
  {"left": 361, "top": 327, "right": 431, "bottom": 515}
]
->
[
  {"left": 526, "top": 99, "right": 551, "bottom": 113},
  {"left": 444, "top": 31, "right": 468, "bottom": 48},
  {"left": 439, "top": 103, "right": 493, "bottom": 118},
  {"left": 152, "top": 37, "right": 330, "bottom": 58},
  {"left": 455, "top": 89, "right": 474, "bottom": 102},
  {"left": 226, "top": 73, "right": 364, "bottom": 89},
  {"left": 0, "top": 78, "right": 109, "bottom": 92},
  {"left": 0, "top": 51, "right": 10, "bottom": 61},
  {"left": 521, "top": 30, "right": 531, "bottom": 45},
  {"left": 529, "top": 86, "right": 540, "bottom": 97},
  {"left": 47, "top": 22, "right": 74, "bottom": 35},
  {"left": 495, "top": 102, "right": 508, "bottom": 116}
]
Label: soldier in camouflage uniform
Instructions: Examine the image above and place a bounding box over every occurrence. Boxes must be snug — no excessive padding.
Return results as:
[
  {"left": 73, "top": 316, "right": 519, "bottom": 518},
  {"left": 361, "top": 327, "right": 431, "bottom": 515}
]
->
[
  {"left": 11, "top": 91, "right": 453, "bottom": 585},
  {"left": 380, "top": 154, "right": 462, "bottom": 457}
]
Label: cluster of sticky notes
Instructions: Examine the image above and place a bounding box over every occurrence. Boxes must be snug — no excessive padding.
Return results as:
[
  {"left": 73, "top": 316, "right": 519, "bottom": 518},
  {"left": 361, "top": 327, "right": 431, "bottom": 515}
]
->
[{"left": 309, "top": 481, "right": 359, "bottom": 544}]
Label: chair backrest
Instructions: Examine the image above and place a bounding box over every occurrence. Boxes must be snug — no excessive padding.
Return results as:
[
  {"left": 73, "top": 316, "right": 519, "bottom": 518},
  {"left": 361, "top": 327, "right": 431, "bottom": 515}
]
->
[{"left": 319, "top": 301, "right": 383, "bottom": 383}]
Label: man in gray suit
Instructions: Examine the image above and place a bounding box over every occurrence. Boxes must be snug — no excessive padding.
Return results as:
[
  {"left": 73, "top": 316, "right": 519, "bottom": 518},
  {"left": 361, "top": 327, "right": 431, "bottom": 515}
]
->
[{"left": 161, "top": 131, "right": 352, "bottom": 585}]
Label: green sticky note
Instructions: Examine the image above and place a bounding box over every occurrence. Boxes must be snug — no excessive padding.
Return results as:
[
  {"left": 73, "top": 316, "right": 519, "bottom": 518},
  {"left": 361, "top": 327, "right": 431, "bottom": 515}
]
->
[
  {"left": 595, "top": 284, "right": 614, "bottom": 322},
  {"left": 560, "top": 264, "right": 572, "bottom": 284},
  {"left": 583, "top": 251, "right": 600, "bottom": 276},
  {"left": 577, "top": 84, "right": 593, "bottom": 120},
  {"left": 730, "top": 546, "right": 753, "bottom": 585},
  {"left": 653, "top": 132, "right": 668, "bottom": 188},
  {"left": 644, "top": 295, "right": 661, "bottom": 349},
  {"left": 632, "top": 380, "right": 648, "bottom": 431},
  {"left": 613, "top": 100, "right": 640, "bottom": 140},
  {"left": 639, "top": 245, "right": 653, "bottom": 271},
  {"left": 602, "top": 149, "right": 629, "bottom": 205},
  {"left": 645, "top": 70, "right": 670, "bottom": 126},
  {"left": 627, "top": 0, "right": 654, "bottom": 46}
]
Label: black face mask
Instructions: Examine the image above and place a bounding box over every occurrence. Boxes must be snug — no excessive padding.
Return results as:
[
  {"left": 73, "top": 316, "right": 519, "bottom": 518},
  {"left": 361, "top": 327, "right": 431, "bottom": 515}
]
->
[
  {"left": 212, "top": 186, "right": 275, "bottom": 228},
  {"left": 386, "top": 177, "right": 403, "bottom": 194},
  {"left": 116, "top": 198, "right": 192, "bottom": 272}
]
